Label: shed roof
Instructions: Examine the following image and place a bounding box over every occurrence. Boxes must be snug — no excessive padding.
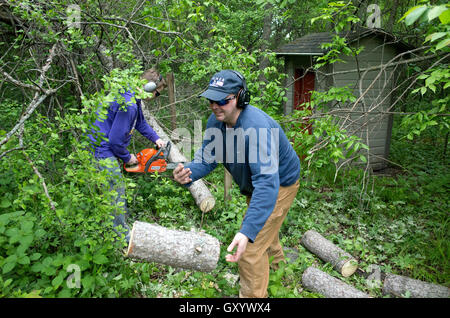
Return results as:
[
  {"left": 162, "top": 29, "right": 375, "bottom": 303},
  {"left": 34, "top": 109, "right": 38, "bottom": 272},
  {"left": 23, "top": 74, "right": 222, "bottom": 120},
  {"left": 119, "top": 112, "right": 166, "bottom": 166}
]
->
[{"left": 275, "top": 28, "right": 413, "bottom": 56}]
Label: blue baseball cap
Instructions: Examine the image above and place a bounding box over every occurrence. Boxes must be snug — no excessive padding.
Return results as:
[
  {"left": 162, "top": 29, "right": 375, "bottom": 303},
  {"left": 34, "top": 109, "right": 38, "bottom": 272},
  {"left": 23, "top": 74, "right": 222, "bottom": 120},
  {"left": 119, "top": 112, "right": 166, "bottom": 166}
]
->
[{"left": 199, "top": 70, "right": 244, "bottom": 101}]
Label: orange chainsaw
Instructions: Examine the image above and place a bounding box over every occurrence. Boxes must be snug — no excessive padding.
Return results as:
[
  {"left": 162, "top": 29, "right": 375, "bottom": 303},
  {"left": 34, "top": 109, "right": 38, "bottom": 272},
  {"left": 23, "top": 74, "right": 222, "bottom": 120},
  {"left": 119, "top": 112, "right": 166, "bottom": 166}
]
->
[{"left": 123, "top": 141, "right": 182, "bottom": 173}]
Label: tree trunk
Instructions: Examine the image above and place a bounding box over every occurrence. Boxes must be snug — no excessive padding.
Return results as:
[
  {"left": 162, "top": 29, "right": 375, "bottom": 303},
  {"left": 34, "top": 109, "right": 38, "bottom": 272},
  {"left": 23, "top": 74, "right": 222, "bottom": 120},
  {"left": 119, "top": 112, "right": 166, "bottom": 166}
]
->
[
  {"left": 142, "top": 109, "right": 216, "bottom": 213},
  {"left": 166, "top": 72, "right": 176, "bottom": 131},
  {"left": 382, "top": 273, "right": 450, "bottom": 298},
  {"left": 302, "top": 267, "right": 371, "bottom": 298},
  {"left": 300, "top": 230, "right": 358, "bottom": 277},
  {"left": 224, "top": 169, "right": 232, "bottom": 201},
  {"left": 387, "top": 0, "right": 399, "bottom": 33},
  {"left": 126, "top": 221, "right": 220, "bottom": 272},
  {"left": 258, "top": 3, "right": 273, "bottom": 83}
]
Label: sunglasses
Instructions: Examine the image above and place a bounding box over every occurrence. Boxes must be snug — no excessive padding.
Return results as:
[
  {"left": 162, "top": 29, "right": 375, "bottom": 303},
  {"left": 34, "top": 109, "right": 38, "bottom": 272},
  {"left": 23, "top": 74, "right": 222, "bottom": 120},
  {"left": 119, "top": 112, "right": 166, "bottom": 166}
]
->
[{"left": 208, "top": 95, "right": 236, "bottom": 106}]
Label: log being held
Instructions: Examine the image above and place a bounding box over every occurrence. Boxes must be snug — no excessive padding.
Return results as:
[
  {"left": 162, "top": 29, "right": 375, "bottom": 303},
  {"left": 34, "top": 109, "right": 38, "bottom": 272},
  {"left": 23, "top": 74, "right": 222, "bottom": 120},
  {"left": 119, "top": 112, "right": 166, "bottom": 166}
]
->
[{"left": 126, "top": 221, "right": 220, "bottom": 272}]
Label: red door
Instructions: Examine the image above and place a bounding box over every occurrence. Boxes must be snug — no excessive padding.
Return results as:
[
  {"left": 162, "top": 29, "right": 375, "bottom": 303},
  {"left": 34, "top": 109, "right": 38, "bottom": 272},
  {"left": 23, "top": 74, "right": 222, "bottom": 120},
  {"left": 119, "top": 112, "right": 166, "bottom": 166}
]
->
[{"left": 294, "top": 68, "right": 314, "bottom": 135}]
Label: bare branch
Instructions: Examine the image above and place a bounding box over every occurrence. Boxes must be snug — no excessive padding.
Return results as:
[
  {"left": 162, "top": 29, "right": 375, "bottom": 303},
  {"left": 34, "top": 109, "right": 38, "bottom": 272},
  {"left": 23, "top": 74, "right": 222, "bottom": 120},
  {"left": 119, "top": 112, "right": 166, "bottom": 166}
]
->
[
  {"left": 0, "top": 44, "right": 59, "bottom": 148},
  {"left": 100, "top": 17, "right": 182, "bottom": 36},
  {"left": 0, "top": 70, "right": 41, "bottom": 91},
  {"left": 22, "top": 150, "right": 56, "bottom": 211}
]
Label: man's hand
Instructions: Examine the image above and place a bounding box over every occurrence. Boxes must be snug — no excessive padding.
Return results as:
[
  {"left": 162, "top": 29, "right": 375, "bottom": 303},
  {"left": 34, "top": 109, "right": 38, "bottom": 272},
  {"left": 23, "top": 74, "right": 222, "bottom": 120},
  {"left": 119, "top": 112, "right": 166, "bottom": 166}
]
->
[
  {"left": 126, "top": 154, "right": 138, "bottom": 166},
  {"left": 226, "top": 232, "right": 249, "bottom": 263},
  {"left": 155, "top": 138, "right": 165, "bottom": 148},
  {"left": 173, "top": 163, "right": 192, "bottom": 184}
]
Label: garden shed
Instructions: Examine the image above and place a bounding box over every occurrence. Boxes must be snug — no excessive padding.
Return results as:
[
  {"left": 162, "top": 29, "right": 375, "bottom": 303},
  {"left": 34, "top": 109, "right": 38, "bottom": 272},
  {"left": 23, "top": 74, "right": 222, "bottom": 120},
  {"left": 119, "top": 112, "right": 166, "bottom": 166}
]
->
[{"left": 276, "top": 28, "right": 413, "bottom": 170}]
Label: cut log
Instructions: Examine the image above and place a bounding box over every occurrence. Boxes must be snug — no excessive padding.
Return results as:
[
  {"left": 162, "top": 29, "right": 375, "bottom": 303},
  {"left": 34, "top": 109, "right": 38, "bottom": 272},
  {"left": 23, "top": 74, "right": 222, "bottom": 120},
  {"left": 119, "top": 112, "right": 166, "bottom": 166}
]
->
[
  {"left": 302, "top": 266, "right": 371, "bottom": 298},
  {"left": 126, "top": 221, "right": 220, "bottom": 272},
  {"left": 300, "top": 230, "right": 358, "bottom": 277},
  {"left": 142, "top": 110, "right": 216, "bottom": 212},
  {"left": 382, "top": 273, "right": 450, "bottom": 298}
]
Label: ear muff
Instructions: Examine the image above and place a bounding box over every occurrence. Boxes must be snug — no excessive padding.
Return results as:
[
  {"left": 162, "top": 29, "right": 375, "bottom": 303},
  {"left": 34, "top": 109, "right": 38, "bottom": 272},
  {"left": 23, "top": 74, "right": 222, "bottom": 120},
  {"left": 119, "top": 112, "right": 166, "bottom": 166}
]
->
[
  {"left": 231, "top": 70, "right": 250, "bottom": 109},
  {"left": 144, "top": 81, "right": 157, "bottom": 92},
  {"left": 143, "top": 74, "right": 164, "bottom": 93}
]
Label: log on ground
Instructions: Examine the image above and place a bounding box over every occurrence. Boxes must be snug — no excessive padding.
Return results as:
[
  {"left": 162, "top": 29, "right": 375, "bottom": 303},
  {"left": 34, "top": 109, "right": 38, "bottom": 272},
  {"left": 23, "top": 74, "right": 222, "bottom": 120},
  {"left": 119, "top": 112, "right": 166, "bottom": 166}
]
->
[
  {"left": 126, "top": 221, "right": 220, "bottom": 272},
  {"left": 300, "top": 230, "right": 358, "bottom": 277},
  {"left": 302, "top": 266, "right": 371, "bottom": 298},
  {"left": 143, "top": 111, "right": 215, "bottom": 212},
  {"left": 383, "top": 273, "right": 450, "bottom": 298}
]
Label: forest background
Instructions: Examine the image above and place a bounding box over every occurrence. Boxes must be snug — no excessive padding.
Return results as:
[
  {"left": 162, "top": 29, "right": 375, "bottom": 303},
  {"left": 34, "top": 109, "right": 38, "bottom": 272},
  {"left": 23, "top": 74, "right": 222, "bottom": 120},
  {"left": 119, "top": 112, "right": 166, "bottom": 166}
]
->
[{"left": 0, "top": 0, "right": 448, "bottom": 298}]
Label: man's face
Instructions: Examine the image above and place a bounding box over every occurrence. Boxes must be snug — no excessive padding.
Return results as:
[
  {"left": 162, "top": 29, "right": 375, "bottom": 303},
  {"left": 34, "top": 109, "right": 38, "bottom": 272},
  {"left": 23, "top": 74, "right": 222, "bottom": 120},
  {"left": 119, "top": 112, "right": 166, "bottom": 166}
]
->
[{"left": 209, "top": 93, "right": 240, "bottom": 126}]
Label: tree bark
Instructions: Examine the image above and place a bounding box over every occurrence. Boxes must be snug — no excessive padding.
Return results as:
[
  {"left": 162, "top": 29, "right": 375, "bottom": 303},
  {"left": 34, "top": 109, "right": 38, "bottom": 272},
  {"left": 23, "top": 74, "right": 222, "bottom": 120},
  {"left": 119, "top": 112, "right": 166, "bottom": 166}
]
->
[
  {"left": 302, "top": 267, "right": 371, "bottom": 298},
  {"left": 258, "top": 3, "right": 273, "bottom": 83},
  {"left": 300, "top": 230, "right": 358, "bottom": 277},
  {"left": 126, "top": 221, "right": 220, "bottom": 272},
  {"left": 224, "top": 169, "right": 232, "bottom": 201},
  {"left": 142, "top": 108, "right": 216, "bottom": 212},
  {"left": 383, "top": 273, "right": 450, "bottom": 298},
  {"left": 166, "top": 72, "right": 176, "bottom": 131}
]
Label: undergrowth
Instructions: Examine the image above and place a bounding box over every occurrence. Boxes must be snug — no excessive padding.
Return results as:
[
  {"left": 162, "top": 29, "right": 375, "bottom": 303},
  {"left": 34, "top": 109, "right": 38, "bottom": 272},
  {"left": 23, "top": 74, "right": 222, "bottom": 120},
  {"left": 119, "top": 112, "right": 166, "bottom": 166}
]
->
[{"left": 1, "top": 121, "right": 448, "bottom": 298}]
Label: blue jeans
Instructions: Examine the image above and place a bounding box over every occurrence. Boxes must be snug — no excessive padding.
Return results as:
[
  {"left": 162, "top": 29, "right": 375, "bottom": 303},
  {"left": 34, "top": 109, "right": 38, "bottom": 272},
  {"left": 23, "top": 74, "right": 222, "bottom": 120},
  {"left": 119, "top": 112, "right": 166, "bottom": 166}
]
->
[{"left": 96, "top": 157, "right": 130, "bottom": 243}]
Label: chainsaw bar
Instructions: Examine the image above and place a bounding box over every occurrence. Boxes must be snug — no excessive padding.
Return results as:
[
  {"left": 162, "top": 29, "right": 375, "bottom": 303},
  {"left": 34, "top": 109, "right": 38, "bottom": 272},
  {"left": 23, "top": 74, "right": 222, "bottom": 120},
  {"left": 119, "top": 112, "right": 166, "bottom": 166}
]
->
[{"left": 166, "top": 162, "right": 184, "bottom": 170}]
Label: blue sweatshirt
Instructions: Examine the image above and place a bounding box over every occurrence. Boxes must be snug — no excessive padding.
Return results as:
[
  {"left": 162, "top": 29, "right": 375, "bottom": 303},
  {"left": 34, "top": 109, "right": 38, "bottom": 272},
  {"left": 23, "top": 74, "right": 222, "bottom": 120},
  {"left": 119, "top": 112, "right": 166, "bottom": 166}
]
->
[
  {"left": 88, "top": 90, "right": 160, "bottom": 163},
  {"left": 185, "top": 105, "right": 300, "bottom": 242}
]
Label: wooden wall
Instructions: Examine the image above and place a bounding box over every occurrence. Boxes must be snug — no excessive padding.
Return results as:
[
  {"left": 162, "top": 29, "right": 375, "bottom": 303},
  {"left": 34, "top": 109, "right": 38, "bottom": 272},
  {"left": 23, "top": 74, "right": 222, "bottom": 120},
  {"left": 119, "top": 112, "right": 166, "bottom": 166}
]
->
[{"left": 283, "top": 36, "right": 401, "bottom": 170}]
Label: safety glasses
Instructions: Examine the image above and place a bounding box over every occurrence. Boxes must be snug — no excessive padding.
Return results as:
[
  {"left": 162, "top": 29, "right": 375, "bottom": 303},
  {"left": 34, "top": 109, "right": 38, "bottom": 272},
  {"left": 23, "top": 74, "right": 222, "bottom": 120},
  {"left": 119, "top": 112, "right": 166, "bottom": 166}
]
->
[{"left": 208, "top": 95, "right": 236, "bottom": 106}]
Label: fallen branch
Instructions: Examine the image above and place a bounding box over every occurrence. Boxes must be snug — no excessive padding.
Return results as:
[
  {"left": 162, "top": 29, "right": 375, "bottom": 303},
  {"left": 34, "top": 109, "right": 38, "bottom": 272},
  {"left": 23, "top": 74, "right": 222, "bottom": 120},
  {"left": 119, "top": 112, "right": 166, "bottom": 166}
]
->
[
  {"left": 142, "top": 107, "right": 216, "bottom": 213},
  {"left": 22, "top": 151, "right": 56, "bottom": 211},
  {"left": 0, "top": 44, "right": 59, "bottom": 149},
  {"left": 0, "top": 93, "right": 51, "bottom": 148}
]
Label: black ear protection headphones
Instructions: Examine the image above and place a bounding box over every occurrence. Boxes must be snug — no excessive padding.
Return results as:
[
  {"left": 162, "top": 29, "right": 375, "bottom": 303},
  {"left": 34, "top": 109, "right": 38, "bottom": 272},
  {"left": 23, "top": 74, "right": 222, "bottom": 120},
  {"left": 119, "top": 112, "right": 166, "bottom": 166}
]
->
[
  {"left": 143, "top": 74, "right": 163, "bottom": 94},
  {"left": 231, "top": 70, "right": 250, "bottom": 109}
]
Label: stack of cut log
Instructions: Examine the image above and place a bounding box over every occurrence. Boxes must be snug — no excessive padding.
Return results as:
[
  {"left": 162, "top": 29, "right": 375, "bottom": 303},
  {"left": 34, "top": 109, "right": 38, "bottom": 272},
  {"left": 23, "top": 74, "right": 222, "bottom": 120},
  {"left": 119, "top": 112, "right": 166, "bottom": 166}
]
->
[
  {"left": 300, "top": 230, "right": 371, "bottom": 298},
  {"left": 300, "top": 229, "right": 450, "bottom": 298}
]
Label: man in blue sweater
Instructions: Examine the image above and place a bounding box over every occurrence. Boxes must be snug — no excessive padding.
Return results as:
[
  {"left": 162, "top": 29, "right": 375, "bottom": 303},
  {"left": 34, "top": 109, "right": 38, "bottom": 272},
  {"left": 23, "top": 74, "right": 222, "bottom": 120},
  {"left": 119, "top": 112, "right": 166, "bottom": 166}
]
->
[
  {"left": 173, "top": 70, "right": 300, "bottom": 297},
  {"left": 89, "top": 68, "right": 166, "bottom": 243}
]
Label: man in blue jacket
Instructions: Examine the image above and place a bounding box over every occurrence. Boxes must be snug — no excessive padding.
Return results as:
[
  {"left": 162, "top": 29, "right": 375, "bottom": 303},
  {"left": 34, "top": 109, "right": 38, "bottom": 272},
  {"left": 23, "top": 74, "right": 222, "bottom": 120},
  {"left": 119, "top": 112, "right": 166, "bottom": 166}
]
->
[
  {"left": 173, "top": 70, "right": 300, "bottom": 297},
  {"left": 89, "top": 68, "right": 166, "bottom": 243}
]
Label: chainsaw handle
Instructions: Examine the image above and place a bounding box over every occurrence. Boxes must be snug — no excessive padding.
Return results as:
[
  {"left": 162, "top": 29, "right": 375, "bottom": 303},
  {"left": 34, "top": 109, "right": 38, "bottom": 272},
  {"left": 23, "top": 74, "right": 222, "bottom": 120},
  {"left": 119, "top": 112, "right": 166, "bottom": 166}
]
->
[
  {"left": 144, "top": 141, "right": 171, "bottom": 173},
  {"left": 154, "top": 140, "right": 171, "bottom": 160}
]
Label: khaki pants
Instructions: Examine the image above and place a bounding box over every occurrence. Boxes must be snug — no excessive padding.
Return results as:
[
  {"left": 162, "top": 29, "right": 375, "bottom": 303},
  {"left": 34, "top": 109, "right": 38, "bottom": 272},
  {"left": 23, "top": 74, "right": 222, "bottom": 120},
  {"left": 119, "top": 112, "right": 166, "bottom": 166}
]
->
[{"left": 239, "top": 180, "right": 300, "bottom": 298}]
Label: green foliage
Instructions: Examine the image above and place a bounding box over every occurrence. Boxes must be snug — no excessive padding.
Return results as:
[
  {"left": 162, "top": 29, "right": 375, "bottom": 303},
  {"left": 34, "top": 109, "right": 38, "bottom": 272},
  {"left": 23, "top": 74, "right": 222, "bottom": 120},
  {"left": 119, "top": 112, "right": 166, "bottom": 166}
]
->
[
  {"left": 311, "top": 1, "right": 361, "bottom": 69},
  {"left": 399, "top": 2, "right": 450, "bottom": 141},
  {"left": 282, "top": 1, "right": 370, "bottom": 180},
  {"left": 286, "top": 88, "right": 369, "bottom": 180},
  {"left": 0, "top": 0, "right": 448, "bottom": 299}
]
